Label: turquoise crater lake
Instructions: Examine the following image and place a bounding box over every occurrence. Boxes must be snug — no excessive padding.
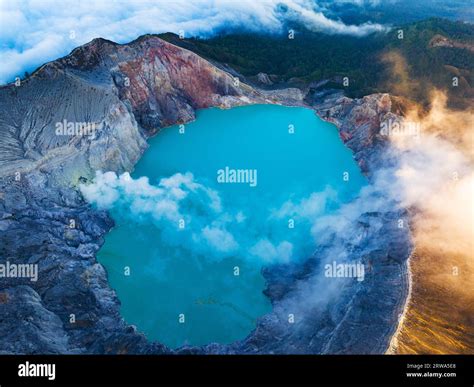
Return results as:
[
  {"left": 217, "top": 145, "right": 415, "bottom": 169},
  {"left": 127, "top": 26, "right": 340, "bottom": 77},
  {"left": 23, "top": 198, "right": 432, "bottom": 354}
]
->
[{"left": 96, "top": 104, "right": 366, "bottom": 348}]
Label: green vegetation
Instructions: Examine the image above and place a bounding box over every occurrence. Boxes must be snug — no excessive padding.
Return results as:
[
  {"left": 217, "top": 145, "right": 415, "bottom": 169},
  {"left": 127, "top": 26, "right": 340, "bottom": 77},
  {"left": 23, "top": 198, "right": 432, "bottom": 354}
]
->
[{"left": 160, "top": 18, "right": 473, "bottom": 108}]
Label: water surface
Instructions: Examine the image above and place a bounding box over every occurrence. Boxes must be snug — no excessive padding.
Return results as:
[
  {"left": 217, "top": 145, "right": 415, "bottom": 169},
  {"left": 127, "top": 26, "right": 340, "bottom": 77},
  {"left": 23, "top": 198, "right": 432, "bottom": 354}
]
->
[{"left": 98, "top": 104, "right": 366, "bottom": 348}]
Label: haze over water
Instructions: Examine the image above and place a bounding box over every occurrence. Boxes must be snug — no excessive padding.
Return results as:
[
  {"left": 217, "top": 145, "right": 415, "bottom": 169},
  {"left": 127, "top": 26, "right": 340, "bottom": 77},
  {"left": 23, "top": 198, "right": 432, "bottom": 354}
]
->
[{"left": 98, "top": 104, "right": 366, "bottom": 348}]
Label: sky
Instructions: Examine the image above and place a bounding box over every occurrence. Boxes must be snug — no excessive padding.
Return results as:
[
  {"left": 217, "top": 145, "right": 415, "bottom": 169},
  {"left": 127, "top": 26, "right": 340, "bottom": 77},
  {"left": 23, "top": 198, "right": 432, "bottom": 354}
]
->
[
  {"left": 1, "top": 0, "right": 471, "bottom": 85},
  {"left": 0, "top": 0, "right": 391, "bottom": 84}
]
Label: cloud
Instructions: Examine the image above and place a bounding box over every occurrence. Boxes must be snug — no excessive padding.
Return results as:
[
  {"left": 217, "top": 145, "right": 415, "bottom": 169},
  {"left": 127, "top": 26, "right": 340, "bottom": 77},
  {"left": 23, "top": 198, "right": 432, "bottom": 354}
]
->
[
  {"left": 81, "top": 170, "right": 301, "bottom": 263},
  {"left": 0, "top": 0, "right": 388, "bottom": 84},
  {"left": 81, "top": 171, "right": 240, "bottom": 261},
  {"left": 202, "top": 225, "right": 238, "bottom": 253},
  {"left": 250, "top": 239, "right": 294, "bottom": 263},
  {"left": 390, "top": 90, "right": 474, "bottom": 256},
  {"left": 281, "top": 0, "right": 387, "bottom": 36},
  {"left": 325, "top": 0, "right": 386, "bottom": 5},
  {"left": 81, "top": 168, "right": 348, "bottom": 265},
  {"left": 273, "top": 187, "right": 338, "bottom": 220}
]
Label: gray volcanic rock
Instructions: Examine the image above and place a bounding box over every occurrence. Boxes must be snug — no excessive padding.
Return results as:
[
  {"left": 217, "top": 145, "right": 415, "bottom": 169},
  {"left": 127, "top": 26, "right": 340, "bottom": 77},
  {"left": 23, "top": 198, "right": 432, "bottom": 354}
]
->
[
  {"left": 314, "top": 93, "right": 397, "bottom": 174},
  {"left": 0, "top": 286, "right": 70, "bottom": 354},
  {"left": 256, "top": 72, "right": 274, "bottom": 85},
  {"left": 0, "top": 35, "right": 411, "bottom": 354}
]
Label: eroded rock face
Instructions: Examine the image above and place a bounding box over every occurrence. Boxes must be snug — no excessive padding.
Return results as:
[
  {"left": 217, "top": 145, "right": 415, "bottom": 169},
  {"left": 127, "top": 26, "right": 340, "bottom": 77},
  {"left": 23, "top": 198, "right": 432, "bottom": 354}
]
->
[
  {"left": 256, "top": 72, "right": 274, "bottom": 86},
  {"left": 0, "top": 286, "right": 70, "bottom": 354},
  {"left": 0, "top": 36, "right": 411, "bottom": 354},
  {"left": 314, "top": 93, "right": 399, "bottom": 174}
]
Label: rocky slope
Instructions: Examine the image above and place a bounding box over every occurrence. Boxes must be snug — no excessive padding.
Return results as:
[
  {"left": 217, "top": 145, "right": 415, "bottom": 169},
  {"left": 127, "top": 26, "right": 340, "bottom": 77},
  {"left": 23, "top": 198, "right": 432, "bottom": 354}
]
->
[{"left": 0, "top": 36, "right": 411, "bottom": 354}]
